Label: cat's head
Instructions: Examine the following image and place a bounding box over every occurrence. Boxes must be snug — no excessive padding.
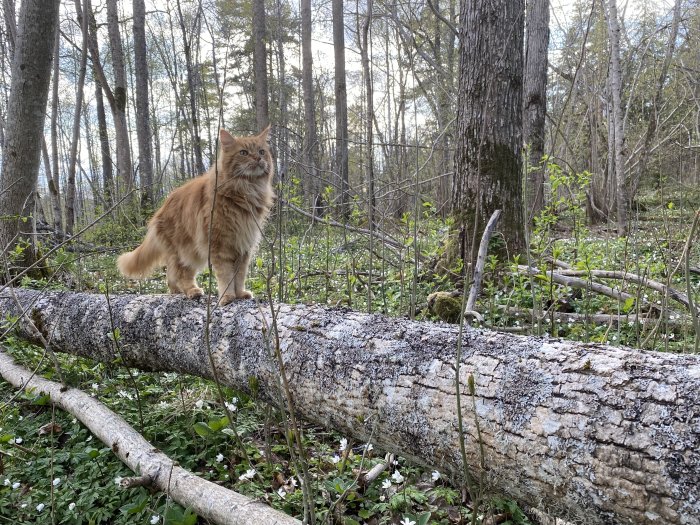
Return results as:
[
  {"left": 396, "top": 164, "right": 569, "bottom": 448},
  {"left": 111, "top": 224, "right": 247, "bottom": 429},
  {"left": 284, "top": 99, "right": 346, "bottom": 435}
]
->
[{"left": 218, "top": 126, "right": 273, "bottom": 180}]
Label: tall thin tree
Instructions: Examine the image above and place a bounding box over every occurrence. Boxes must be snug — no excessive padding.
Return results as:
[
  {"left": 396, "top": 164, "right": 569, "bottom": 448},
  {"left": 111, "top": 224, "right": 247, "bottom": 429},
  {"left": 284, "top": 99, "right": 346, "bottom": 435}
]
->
[
  {"left": 252, "top": 0, "right": 269, "bottom": 129},
  {"left": 0, "top": 0, "right": 61, "bottom": 262},
  {"left": 106, "top": 0, "right": 133, "bottom": 193},
  {"left": 523, "top": 0, "right": 550, "bottom": 221},
  {"left": 301, "top": 0, "right": 321, "bottom": 211},
  {"left": 133, "top": 0, "right": 154, "bottom": 208},
  {"left": 332, "top": 0, "right": 350, "bottom": 216},
  {"left": 604, "top": 0, "right": 628, "bottom": 235}
]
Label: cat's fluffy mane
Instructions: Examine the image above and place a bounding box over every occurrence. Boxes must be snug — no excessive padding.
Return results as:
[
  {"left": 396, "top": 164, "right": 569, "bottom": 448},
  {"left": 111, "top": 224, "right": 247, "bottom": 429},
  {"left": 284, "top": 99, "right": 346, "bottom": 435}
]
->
[{"left": 117, "top": 126, "right": 275, "bottom": 305}]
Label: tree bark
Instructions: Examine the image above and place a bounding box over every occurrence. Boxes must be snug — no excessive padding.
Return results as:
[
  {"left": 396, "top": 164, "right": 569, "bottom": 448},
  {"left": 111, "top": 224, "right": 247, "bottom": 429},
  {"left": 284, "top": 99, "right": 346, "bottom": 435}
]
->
[
  {"left": 452, "top": 0, "right": 526, "bottom": 265},
  {"left": 2, "top": 289, "right": 699, "bottom": 525},
  {"left": 106, "top": 0, "right": 133, "bottom": 193},
  {"left": 0, "top": 0, "right": 60, "bottom": 259},
  {"left": 133, "top": 0, "right": 155, "bottom": 208},
  {"left": 86, "top": 0, "right": 115, "bottom": 208},
  {"left": 0, "top": 349, "right": 301, "bottom": 525},
  {"left": 49, "top": 24, "right": 63, "bottom": 232},
  {"left": 523, "top": 0, "right": 550, "bottom": 221},
  {"left": 332, "top": 0, "right": 350, "bottom": 217},
  {"left": 604, "top": 0, "right": 628, "bottom": 236},
  {"left": 65, "top": 0, "right": 89, "bottom": 236},
  {"left": 252, "top": 0, "right": 269, "bottom": 130},
  {"left": 301, "top": 0, "right": 320, "bottom": 209}
]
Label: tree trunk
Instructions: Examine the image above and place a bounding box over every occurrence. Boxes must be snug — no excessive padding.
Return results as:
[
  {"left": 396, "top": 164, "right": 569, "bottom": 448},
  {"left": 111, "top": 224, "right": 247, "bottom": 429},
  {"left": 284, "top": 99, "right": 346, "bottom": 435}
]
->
[
  {"left": 301, "top": 0, "right": 320, "bottom": 210},
  {"left": 604, "top": 0, "right": 628, "bottom": 236},
  {"left": 523, "top": 0, "right": 550, "bottom": 221},
  {"left": 252, "top": 0, "right": 269, "bottom": 130},
  {"left": 175, "top": 0, "right": 205, "bottom": 176},
  {"left": 3, "top": 288, "right": 699, "bottom": 525},
  {"left": 86, "top": 0, "right": 115, "bottom": 209},
  {"left": 0, "top": 0, "right": 60, "bottom": 260},
  {"left": 65, "top": 0, "right": 89, "bottom": 236},
  {"left": 106, "top": 0, "right": 133, "bottom": 193},
  {"left": 49, "top": 24, "right": 63, "bottom": 232},
  {"left": 332, "top": 0, "right": 350, "bottom": 217},
  {"left": 133, "top": 0, "right": 154, "bottom": 209},
  {"left": 452, "top": 0, "right": 526, "bottom": 265},
  {"left": 359, "top": 0, "right": 375, "bottom": 228}
]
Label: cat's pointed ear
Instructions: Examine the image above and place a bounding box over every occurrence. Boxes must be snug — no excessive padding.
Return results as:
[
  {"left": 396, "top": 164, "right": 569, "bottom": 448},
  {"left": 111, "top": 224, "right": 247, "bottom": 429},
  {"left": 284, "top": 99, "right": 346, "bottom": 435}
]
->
[
  {"left": 258, "top": 124, "right": 272, "bottom": 141},
  {"left": 219, "top": 129, "right": 236, "bottom": 150}
]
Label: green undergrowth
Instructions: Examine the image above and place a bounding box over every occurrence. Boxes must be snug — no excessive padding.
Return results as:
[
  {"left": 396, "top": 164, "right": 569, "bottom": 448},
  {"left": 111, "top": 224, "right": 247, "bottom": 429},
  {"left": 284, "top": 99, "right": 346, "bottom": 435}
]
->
[{"left": 3, "top": 177, "right": 700, "bottom": 524}]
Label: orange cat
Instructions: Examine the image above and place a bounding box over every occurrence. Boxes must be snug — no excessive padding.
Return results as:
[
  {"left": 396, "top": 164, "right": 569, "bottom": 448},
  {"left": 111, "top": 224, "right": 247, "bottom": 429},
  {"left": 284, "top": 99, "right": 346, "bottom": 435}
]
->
[{"left": 117, "top": 126, "right": 274, "bottom": 305}]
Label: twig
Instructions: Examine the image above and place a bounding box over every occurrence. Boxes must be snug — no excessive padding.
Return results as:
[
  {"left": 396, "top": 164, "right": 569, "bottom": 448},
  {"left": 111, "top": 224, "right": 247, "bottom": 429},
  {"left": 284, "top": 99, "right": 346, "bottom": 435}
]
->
[
  {"left": 555, "top": 269, "right": 690, "bottom": 309},
  {"left": 464, "top": 210, "right": 501, "bottom": 323}
]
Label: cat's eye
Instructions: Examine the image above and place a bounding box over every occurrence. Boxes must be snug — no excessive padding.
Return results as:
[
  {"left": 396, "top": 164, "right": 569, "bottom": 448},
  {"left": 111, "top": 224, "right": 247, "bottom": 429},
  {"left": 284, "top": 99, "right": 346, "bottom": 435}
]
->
[
  {"left": 258, "top": 149, "right": 266, "bottom": 156},
  {"left": 239, "top": 150, "right": 248, "bottom": 156}
]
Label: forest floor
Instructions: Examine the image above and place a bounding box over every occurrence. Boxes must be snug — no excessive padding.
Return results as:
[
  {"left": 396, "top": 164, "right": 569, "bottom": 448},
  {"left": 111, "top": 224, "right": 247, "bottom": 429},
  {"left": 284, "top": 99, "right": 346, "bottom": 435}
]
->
[{"left": 1, "top": 183, "right": 699, "bottom": 524}]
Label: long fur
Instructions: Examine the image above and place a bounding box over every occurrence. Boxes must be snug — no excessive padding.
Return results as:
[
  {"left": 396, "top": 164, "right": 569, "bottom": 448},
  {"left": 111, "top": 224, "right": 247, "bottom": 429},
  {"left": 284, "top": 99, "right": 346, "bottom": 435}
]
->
[{"left": 117, "top": 126, "right": 275, "bottom": 304}]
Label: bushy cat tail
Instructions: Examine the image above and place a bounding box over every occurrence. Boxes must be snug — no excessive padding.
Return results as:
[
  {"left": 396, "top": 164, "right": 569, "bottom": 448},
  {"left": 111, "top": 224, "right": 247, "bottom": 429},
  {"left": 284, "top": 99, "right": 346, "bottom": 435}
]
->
[{"left": 117, "top": 229, "right": 163, "bottom": 278}]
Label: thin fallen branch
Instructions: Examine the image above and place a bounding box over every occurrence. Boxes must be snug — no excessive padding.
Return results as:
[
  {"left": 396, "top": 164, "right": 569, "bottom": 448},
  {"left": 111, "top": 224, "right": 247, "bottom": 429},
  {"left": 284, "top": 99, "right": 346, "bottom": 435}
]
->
[
  {"left": 555, "top": 269, "right": 690, "bottom": 309},
  {"left": 500, "top": 307, "right": 684, "bottom": 328},
  {"left": 464, "top": 210, "right": 501, "bottom": 322},
  {"left": 517, "top": 265, "right": 656, "bottom": 310},
  {"left": 0, "top": 348, "right": 301, "bottom": 525}
]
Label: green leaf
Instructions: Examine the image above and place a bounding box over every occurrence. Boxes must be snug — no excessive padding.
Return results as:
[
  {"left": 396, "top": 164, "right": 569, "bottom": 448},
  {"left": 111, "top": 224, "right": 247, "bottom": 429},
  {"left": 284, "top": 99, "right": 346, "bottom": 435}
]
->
[{"left": 193, "top": 422, "right": 213, "bottom": 437}]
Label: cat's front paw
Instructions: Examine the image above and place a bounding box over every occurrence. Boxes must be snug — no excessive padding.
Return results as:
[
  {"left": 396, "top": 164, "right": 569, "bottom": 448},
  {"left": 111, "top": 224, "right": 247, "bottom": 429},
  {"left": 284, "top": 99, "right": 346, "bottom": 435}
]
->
[
  {"left": 185, "top": 286, "right": 204, "bottom": 299},
  {"left": 219, "top": 291, "right": 253, "bottom": 306}
]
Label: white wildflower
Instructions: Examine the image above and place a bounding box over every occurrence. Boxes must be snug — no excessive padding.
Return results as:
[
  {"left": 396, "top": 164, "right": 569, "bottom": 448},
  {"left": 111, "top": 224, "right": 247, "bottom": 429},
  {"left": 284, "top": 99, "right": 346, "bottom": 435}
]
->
[
  {"left": 150, "top": 515, "right": 160, "bottom": 524},
  {"left": 238, "top": 469, "right": 256, "bottom": 481},
  {"left": 277, "top": 487, "right": 286, "bottom": 498},
  {"left": 52, "top": 478, "right": 61, "bottom": 487},
  {"left": 339, "top": 438, "right": 348, "bottom": 452},
  {"left": 36, "top": 503, "right": 45, "bottom": 512},
  {"left": 391, "top": 470, "right": 405, "bottom": 484},
  {"left": 432, "top": 470, "right": 441, "bottom": 482},
  {"left": 195, "top": 399, "right": 204, "bottom": 409},
  {"left": 400, "top": 517, "right": 416, "bottom": 525},
  {"left": 331, "top": 454, "right": 340, "bottom": 464},
  {"left": 68, "top": 502, "right": 76, "bottom": 511},
  {"left": 12, "top": 482, "right": 20, "bottom": 490},
  {"left": 381, "top": 479, "right": 392, "bottom": 489},
  {"left": 216, "top": 453, "right": 224, "bottom": 463}
]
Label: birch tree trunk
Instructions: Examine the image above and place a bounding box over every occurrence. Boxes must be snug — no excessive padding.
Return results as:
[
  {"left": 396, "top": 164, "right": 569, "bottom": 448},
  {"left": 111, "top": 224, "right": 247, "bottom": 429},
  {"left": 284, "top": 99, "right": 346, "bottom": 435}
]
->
[{"left": 2, "top": 289, "right": 699, "bottom": 525}]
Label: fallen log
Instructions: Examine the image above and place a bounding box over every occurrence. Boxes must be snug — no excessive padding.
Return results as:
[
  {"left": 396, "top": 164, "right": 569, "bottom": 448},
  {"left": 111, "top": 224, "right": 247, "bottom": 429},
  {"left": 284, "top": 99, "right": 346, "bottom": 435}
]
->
[
  {"left": 0, "top": 349, "right": 301, "bottom": 525},
  {"left": 1, "top": 288, "right": 699, "bottom": 525}
]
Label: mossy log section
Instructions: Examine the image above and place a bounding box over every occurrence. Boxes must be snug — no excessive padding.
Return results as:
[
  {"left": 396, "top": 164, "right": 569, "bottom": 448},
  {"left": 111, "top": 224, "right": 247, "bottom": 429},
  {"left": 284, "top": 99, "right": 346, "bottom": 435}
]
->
[
  {"left": 2, "top": 289, "right": 700, "bottom": 525},
  {"left": 0, "top": 349, "right": 301, "bottom": 525}
]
